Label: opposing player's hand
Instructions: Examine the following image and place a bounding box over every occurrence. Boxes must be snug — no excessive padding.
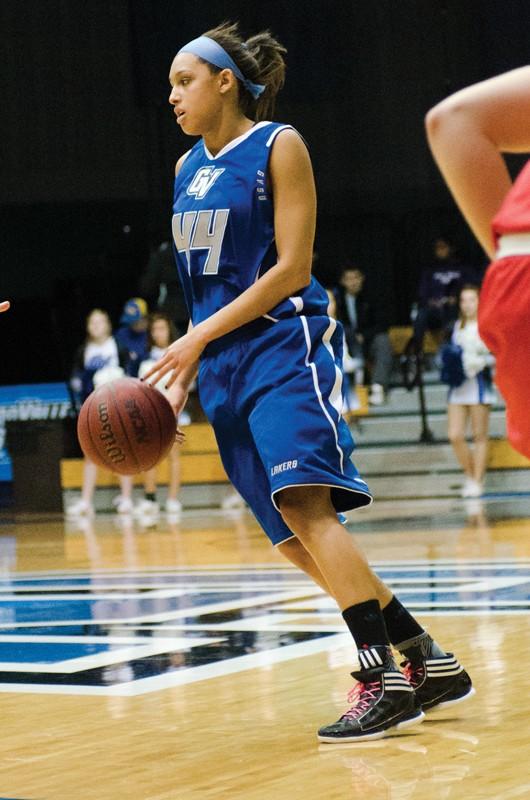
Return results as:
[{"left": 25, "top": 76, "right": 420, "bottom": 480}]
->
[
  {"left": 0, "top": 301, "right": 10, "bottom": 313},
  {"left": 143, "top": 330, "right": 205, "bottom": 389}
]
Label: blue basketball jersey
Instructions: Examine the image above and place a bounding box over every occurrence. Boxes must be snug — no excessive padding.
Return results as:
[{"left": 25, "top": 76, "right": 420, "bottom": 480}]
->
[{"left": 171, "top": 121, "right": 329, "bottom": 326}]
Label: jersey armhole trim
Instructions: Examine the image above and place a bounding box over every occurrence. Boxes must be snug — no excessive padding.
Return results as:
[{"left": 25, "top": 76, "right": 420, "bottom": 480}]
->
[
  {"left": 266, "top": 125, "right": 295, "bottom": 148},
  {"left": 175, "top": 149, "right": 192, "bottom": 176},
  {"left": 266, "top": 125, "right": 309, "bottom": 151}
]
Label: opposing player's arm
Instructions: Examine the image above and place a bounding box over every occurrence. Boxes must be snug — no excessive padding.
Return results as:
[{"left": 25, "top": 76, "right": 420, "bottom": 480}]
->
[
  {"left": 426, "top": 66, "right": 530, "bottom": 258},
  {"left": 143, "top": 130, "right": 316, "bottom": 388}
]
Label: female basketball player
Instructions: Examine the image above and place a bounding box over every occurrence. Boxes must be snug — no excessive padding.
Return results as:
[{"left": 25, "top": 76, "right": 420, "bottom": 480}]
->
[
  {"left": 446, "top": 285, "right": 495, "bottom": 498},
  {"left": 145, "top": 22, "right": 472, "bottom": 742},
  {"left": 427, "top": 66, "right": 530, "bottom": 459}
]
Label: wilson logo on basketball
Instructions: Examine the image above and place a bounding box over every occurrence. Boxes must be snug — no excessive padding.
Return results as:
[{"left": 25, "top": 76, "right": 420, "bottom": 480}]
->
[
  {"left": 124, "top": 398, "right": 149, "bottom": 445},
  {"left": 97, "top": 402, "right": 126, "bottom": 464}
]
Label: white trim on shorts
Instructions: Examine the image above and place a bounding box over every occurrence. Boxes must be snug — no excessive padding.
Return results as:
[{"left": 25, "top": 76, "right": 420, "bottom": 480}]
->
[
  {"left": 270, "top": 481, "right": 373, "bottom": 514},
  {"left": 299, "top": 315, "right": 345, "bottom": 472},
  {"left": 496, "top": 233, "right": 530, "bottom": 259}
]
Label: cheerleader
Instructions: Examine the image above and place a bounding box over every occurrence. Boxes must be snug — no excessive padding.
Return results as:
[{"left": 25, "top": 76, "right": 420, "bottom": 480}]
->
[
  {"left": 67, "top": 309, "right": 134, "bottom": 516},
  {"left": 137, "top": 313, "right": 189, "bottom": 516},
  {"left": 446, "top": 286, "right": 495, "bottom": 498}
]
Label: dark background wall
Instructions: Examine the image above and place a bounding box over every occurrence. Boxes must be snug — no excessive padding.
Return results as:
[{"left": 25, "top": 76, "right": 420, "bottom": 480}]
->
[{"left": 2, "top": 0, "right": 530, "bottom": 384}]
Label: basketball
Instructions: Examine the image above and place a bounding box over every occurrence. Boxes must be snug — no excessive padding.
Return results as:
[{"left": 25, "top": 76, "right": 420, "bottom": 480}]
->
[{"left": 77, "top": 377, "right": 176, "bottom": 475}]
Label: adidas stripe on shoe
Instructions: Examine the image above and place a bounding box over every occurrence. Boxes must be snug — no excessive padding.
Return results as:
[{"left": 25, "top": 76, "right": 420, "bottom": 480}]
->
[
  {"left": 402, "top": 652, "right": 475, "bottom": 711},
  {"left": 318, "top": 646, "right": 425, "bottom": 743}
]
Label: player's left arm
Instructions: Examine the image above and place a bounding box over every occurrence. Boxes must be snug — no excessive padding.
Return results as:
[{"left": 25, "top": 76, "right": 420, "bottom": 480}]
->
[
  {"left": 145, "top": 130, "right": 316, "bottom": 387},
  {"left": 426, "top": 66, "right": 530, "bottom": 258}
]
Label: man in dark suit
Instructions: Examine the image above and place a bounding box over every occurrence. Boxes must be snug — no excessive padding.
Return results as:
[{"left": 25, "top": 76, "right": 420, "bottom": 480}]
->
[{"left": 335, "top": 266, "right": 393, "bottom": 405}]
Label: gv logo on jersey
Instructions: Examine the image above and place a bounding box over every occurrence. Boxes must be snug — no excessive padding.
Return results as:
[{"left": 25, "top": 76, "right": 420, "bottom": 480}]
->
[{"left": 187, "top": 167, "right": 225, "bottom": 199}]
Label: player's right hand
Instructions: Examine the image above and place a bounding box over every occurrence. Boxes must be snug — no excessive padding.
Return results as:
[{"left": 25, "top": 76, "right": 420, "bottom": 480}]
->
[
  {"left": 0, "top": 301, "right": 10, "bottom": 313},
  {"left": 166, "top": 382, "right": 189, "bottom": 444}
]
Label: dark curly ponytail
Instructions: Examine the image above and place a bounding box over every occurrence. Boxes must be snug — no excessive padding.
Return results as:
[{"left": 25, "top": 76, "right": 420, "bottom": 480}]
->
[{"left": 201, "top": 21, "right": 286, "bottom": 121}]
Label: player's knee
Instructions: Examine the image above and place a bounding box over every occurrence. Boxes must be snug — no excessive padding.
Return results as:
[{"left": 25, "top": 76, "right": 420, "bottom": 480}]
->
[
  {"left": 277, "top": 486, "right": 331, "bottom": 538},
  {"left": 278, "top": 496, "right": 309, "bottom": 536}
]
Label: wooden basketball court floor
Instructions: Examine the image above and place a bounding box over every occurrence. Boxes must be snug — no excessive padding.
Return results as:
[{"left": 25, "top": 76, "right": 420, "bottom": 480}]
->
[{"left": 0, "top": 495, "right": 529, "bottom": 799}]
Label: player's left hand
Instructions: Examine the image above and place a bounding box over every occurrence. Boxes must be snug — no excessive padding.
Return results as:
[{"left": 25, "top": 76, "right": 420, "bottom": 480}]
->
[{"left": 142, "top": 329, "right": 206, "bottom": 389}]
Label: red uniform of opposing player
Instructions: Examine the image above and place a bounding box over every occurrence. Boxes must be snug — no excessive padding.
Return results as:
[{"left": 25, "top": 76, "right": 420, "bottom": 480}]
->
[
  {"left": 427, "top": 67, "right": 530, "bottom": 459},
  {"left": 479, "top": 163, "right": 530, "bottom": 457}
]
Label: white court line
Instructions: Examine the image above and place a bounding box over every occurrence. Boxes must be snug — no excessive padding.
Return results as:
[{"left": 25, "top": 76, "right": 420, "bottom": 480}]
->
[
  {"left": 0, "top": 582, "right": 313, "bottom": 594},
  {"left": 0, "top": 633, "right": 353, "bottom": 695},
  {"left": 456, "top": 576, "right": 530, "bottom": 592},
  {"left": 0, "top": 636, "right": 222, "bottom": 673},
  {"left": 273, "top": 598, "right": 530, "bottom": 612},
  {"left": 3, "top": 574, "right": 523, "bottom": 593},
  {"left": 0, "top": 635, "right": 173, "bottom": 644},
  {"left": 0, "top": 589, "right": 320, "bottom": 629},
  {"left": 0, "top": 589, "right": 191, "bottom": 602},
  {"left": 0, "top": 605, "right": 528, "bottom": 695},
  {"left": 0, "top": 587, "right": 301, "bottom": 602},
  {"left": 7, "top": 558, "right": 530, "bottom": 577}
]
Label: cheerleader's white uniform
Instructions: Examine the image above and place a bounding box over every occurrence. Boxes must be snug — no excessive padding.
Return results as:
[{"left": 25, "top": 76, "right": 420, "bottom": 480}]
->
[{"left": 448, "top": 320, "right": 496, "bottom": 405}]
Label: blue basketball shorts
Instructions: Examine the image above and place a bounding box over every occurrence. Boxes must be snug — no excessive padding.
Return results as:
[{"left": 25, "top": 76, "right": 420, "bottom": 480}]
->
[{"left": 198, "top": 315, "right": 372, "bottom": 546}]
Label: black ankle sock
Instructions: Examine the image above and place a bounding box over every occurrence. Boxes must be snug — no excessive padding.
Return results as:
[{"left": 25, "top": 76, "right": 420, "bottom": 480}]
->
[
  {"left": 383, "top": 596, "right": 446, "bottom": 657},
  {"left": 145, "top": 492, "right": 156, "bottom": 502},
  {"left": 342, "top": 599, "right": 389, "bottom": 648},
  {"left": 382, "top": 595, "right": 424, "bottom": 645}
]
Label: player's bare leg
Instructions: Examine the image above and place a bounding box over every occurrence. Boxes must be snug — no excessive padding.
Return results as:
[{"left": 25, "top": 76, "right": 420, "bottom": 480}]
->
[
  {"left": 279, "top": 486, "right": 389, "bottom": 609},
  {"left": 278, "top": 485, "right": 472, "bottom": 740}
]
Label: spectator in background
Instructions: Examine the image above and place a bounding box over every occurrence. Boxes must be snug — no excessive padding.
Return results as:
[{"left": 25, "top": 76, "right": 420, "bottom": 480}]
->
[
  {"left": 115, "top": 298, "right": 150, "bottom": 377},
  {"left": 335, "top": 265, "right": 393, "bottom": 405},
  {"left": 412, "top": 238, "right": 479, "bottom": 350},
  {"left": 444, "top": 285, "right": 495, "bottom": 498},
  {"left": 67, "top": 309, "right": 134, "bottom": 516},
  {"left": 139, "top": 240, "right": 189, "bottom": 335},
  {"left": 137, "top": 313, "right": 190, "bottom": 517}
]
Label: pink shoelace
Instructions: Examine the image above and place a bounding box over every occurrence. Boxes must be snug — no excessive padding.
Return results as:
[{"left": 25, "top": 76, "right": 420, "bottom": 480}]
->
[
  {"left": 342, "top": 681, "right": 381, "bottom": 720},
  {"left": 402, "top": 661, "right": 424, "bottom": 688}
]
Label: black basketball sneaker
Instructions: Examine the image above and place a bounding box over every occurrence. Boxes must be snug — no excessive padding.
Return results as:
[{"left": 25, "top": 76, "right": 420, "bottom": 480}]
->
[
  {"left": 401, "top": 651, "right": 474, "bottom": 711},
  {"left": 318, "top": 646, "right": 425, "bottom": 743}
]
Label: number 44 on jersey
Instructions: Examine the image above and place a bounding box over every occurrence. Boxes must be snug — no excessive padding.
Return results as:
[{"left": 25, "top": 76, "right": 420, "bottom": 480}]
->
[{"left": 172, "top": 167, "right": 229, "bottom": 275}]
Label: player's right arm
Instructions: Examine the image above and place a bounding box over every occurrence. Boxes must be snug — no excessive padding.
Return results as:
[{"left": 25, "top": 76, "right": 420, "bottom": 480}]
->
[
  {"left": 426, "top": 66, "right": 530, "bottom": 258},
  {"left": 163, "top": 151, "right": 198, "bottom": 412}
]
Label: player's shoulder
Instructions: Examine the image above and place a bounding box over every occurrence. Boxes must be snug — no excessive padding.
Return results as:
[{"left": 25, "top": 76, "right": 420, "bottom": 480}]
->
[
  {"left": 264, "top": 123, "right": 305, "bottom": 148},
  {"left": 175, "top": 138, "right": 206, "bottom": 176},
  {"left": 268, "top": 124, "right": 311, "bottom": 174},
  {"left": 175, "top": 149, "right": 193, "bottom": 177},
  {"left": 267, "top": 124, "right": 309, "bottom": 158}
]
